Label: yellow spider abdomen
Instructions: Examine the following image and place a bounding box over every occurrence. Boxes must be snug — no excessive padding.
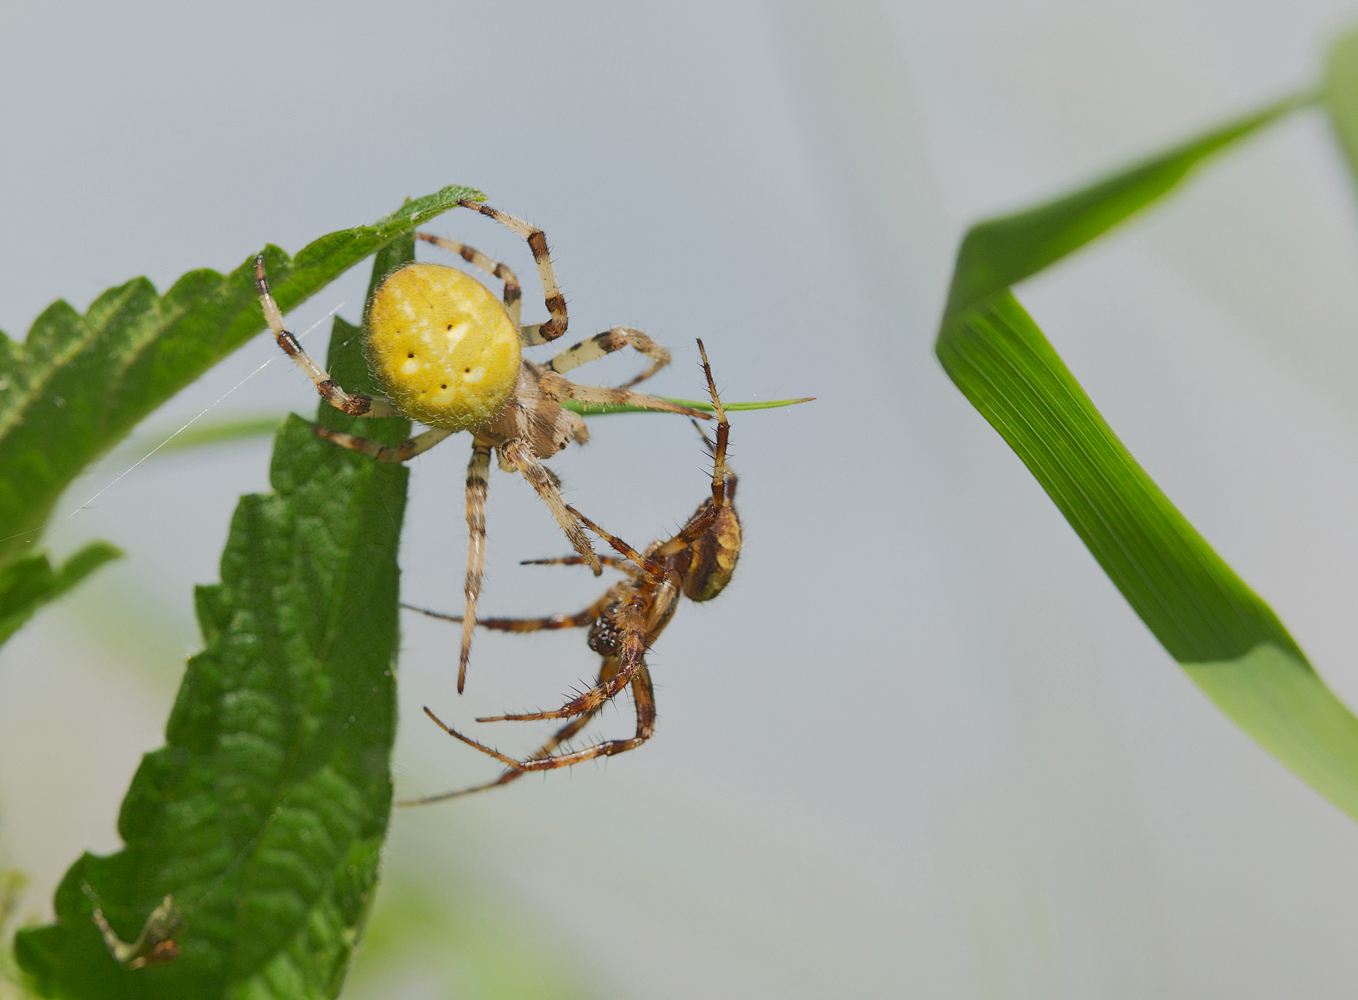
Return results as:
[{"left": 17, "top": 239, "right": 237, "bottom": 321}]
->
[{"left": 365, "top": 263, "right": 522, "bottom": 431}]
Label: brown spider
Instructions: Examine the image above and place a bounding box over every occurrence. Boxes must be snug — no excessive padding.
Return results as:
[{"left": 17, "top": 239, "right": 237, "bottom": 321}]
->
[
  {"left": 401, "top": 340, "right": 739, "bottom": 802},
  {"left": 255, "top": 199, "right": 708, "bottom": 690}
]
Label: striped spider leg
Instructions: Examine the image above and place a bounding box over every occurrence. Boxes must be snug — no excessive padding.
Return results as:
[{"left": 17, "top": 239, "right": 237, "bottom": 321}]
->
[
  {"left": 255, "top": 200, "right": 708, "bottom": 692},
  {"left": 402, "top": 340, "right": 740, "bottom": 801}
]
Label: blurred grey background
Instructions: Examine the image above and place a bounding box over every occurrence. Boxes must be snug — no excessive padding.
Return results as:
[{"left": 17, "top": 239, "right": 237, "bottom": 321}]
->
[{"left": 4, "top": 1, "right": 1358, "bottom": 996}]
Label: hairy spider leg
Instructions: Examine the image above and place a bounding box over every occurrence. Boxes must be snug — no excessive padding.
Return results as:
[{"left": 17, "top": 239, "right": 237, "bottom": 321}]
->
[
  {"left": 495, "top": 437, "right": 600, "bottom": 573},
  {"left": 404, "top": 588, "right": 615, "bottom": 632},
  {"left": 417, "top": 233, "right": 524, "bottom": 327},
  {"left": 689, "top": 416, "right": 740, "bottom": 504},
  {"left": 420, "top": 657, "right": 655, "bottom": 777},
  {"left": 453, "top": 434, "right": 608, "bottom": 689},
  {"left": 396, "top": 656, "right": 623, "bottom": 805},
  {"left": 650, "top": 338, "right": 732, "bottom": 559},
  {"left": 458, "top": 441, "right": 493, "bottom": 692},
  {"left": 254, "top": 255, "right": 401, "bottom": 418},
  {"left": 549, "top": 327, "right": 672, "bottom": 389},
  {"left": 457, "top": 199, "right": 567, "bottom": 345},
  {"left": 420, "top": 236, "right": 677, "bottom": 391},
  {"left": 519, "top": 554, "right": 634, "bottom": 570},
  {"left": 536, "top": 369, "right": 709, "bottom": 417},
  {"left": 312, "top": 425, "right": 454, "bottom": 463}
]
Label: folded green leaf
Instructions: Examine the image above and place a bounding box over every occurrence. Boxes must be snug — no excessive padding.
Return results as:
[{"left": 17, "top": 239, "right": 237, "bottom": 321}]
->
[
  {"left": 935, "top": 82, "right": 1358, "bottom": 823},
  {"left": 942, "top": 295, "right": 1300, "bottom": 662},
  {"left": 1324, "top": 25, "right": 1358, "bottom": 189},
  {"left": 939, "top": 295, "right": 1358, "bottom": 819},
  {"left": 0, "top": 542, "right": 121, "bottom": 646},
  {"left": 0, "top": 185, "right": 480, "bottom": 568},
  {"left": 943, "top": 91, "right": 1312, "bottom": 321},
  {"left": 15, "top": 237, "right": 414, "bottom": 998}
]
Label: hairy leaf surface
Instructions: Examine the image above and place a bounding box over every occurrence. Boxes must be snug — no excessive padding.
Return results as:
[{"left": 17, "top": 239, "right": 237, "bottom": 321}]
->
[
  {"left": 0, "top": 184, "right": 478, "bottom": 573},
  {"left": 14, "top": 236, "right": 415, "bottom": 999}
]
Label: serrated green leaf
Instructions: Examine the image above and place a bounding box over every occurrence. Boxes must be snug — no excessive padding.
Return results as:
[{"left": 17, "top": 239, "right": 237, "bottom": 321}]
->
[
  {"left": 0, "top": 542, "right": 122, "bottom": 646},
  {"left": 0, "top": 185, "right": 480, "bottom": 568},
  {"left": 14, "top": 234, "right": 416, "bottom": 999},
  {"left": 934, "top": 86, "right": 1358, "bottom": 823}
]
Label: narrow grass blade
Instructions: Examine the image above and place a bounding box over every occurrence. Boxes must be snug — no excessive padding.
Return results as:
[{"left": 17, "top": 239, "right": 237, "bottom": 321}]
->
[
  {"left": 1324, "top": 25, "right": 1358, "bottom": 192},
  {"left": 121, "top": 395, "right": 816, "bottom": 453},
  {"left": 563, "top": 396, "right": 815, "bottom": 416},
  {"left": 943, "top": 92, "right": 1312, "bottom": 320}
]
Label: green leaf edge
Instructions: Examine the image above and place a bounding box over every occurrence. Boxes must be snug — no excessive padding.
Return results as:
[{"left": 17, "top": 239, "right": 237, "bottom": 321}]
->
[
  {"left": 1322, "top": 25, "right": 1358, "bottom": 189},
  {"left": 0, "top": 184, "right": 482, "bottom": 570},
  {"left": 13, "top": 236, "right": 416, "bottom": 1000},
  {"left": 0, "top": 542, "right": 122, "bottom": 646},
  {"left": 942, "top": 88, "right": 1315, "bottom": 322}
]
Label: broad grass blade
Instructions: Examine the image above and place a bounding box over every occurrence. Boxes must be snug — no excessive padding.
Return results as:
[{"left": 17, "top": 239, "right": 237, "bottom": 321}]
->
[{"left": 935, "top": 86, "right": 1358, "bottom": 821}]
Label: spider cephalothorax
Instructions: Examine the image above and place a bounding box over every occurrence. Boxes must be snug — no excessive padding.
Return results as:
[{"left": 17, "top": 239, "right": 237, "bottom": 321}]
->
[
  {"left": 403, "top": 340, "right": 739, "bottom": 801},
  {"left": 255, "top": 199, "right": 708, "bottom": 690}
]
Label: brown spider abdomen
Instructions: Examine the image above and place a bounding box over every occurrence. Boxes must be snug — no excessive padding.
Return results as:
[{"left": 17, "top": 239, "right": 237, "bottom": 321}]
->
[
  {"left": 587, "top": 604, "right": 625, "bottom": 656},
  {"left": 681, "top": 505, "right": 742, "bottom": 602}
]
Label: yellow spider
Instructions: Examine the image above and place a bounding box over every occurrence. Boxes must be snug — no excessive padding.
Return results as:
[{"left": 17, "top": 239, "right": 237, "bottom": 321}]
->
[{"left": 254, "top": 199, "right": 707, "bottom": 690}]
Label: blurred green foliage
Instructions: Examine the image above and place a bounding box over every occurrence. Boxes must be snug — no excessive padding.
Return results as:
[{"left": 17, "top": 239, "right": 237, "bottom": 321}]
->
[{"left": 343, "top": 869, "right": 596, "bottom": 1000}]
